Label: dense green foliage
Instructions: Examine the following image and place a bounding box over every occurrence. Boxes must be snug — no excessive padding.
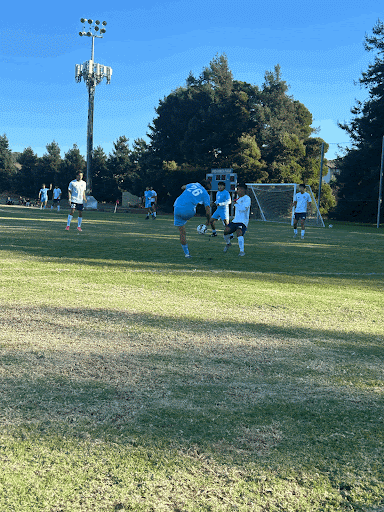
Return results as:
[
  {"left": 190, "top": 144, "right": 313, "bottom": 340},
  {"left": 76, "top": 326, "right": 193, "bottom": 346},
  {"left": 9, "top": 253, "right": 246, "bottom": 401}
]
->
[
  {"left": 335, "top": 20, "right": 384, "bottom": 221},
  {"left": 2, "top": 55, "right": 331, "bottom": 208}
]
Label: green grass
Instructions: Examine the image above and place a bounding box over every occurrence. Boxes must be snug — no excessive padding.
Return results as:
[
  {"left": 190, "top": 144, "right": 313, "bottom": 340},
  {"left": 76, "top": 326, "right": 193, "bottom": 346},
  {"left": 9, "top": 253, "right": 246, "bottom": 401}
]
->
[{"left": 0, "top": 206, "right": 384, "bottom": 511}]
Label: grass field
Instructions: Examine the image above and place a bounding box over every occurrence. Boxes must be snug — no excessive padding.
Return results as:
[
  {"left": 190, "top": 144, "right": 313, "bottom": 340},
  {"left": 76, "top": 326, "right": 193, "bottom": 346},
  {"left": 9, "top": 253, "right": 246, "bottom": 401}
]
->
[{"left": 0, "top": 206, "right": 383, "bottom": 511}]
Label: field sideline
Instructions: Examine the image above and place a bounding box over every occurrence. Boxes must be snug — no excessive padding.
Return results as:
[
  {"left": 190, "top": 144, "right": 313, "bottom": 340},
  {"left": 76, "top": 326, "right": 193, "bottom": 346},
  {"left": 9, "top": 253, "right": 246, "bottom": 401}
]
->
[{"left": 0, "top": 206, "right": 384, "bottom": 511}]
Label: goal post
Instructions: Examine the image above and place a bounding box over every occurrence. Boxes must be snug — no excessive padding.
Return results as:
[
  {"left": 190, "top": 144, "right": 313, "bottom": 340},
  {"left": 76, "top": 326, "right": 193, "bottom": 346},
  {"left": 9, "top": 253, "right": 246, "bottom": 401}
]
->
[{"left": 246, "top": 183, "right": 325, "bottom": 227}]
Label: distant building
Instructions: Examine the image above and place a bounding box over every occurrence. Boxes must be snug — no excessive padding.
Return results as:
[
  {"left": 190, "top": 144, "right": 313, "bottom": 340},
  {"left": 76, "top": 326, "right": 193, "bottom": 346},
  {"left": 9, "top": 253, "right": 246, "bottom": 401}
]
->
[{"left": 323, "top": 160, "right": 339, "bottom": 184}]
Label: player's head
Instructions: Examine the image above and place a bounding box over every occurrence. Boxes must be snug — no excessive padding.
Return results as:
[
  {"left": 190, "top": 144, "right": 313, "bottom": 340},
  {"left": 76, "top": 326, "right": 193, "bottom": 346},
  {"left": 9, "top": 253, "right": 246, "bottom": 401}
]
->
[
  {"left": 76, "top": 172, "right": 83, "bottom": 181},
  {"left": 299, "top": 183, "right": 305, "bottom": 192},
  {"left": 201, "top": 179, "right": 211, "bottom": 191},
  {"left": 42, "top": 183, "right": 46, "bottom": 188},
  {"left": 217, "top": 181, "right": 226, "bottom": 191},
  {"left": 236, "top": 183, "right": 247, "bottom": 196}
]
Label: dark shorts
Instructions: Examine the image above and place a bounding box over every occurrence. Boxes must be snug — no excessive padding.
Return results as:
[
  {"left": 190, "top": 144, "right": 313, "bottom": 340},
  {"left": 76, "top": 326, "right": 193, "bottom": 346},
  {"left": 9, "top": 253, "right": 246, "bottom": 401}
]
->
[
  {"left": 295, "top": 212, "right": 307, "bottom": 220},
  {"left": 53, "top": 198, "right": 60, "bottom": 204},
  {"left": 71, "top": 202, "right": 84, "bottom": 211},
  {"left": 226, "top": 222, "right": 247, "bottom": 236}
]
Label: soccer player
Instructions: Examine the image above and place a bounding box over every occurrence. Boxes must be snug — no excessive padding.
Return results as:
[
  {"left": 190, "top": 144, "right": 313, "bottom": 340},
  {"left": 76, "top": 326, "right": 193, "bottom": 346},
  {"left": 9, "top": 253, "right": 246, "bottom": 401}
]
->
[
  {"left": 174, "top": 180, "right": 211, "bottom": 258},
  {"left": 150, "top": 187, "right": 157, "bottom": 219},
  {"left": 223, "top": 183, "right": 251, "bottom": 256},
  {"left": 38, "top": 183, "right": 51, "bottom": 209},
  {"left": 293, "top": 184, "right": 312, "bottom": 239},
  {"left": 51, "top": 186, "right": 62, "bottom": 211},
  {"left": 66, "top": 172, "right": 87, "bottom": 232},
  {"left": 210, "top": 181, "right": 231, "bottom": 236},
  {"left": 143, "top": 187, "right": 154, "bottom": 219}
]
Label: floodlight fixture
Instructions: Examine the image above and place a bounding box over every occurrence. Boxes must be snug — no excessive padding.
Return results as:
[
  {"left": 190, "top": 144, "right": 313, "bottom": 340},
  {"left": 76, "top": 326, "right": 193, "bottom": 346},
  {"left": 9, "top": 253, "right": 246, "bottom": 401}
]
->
[
  {"left": 88, "top": 19, "right": 93, "bottom": 24},
  {"left": 80, "top": 18, "right": 86, "bottom": 23},
  {"left": 79, "top": 31, "right": 83, "bottom": 36},
  {"left": 100, "top": 28, "right": 106, "bottom": 34},
  {"left": 95, "top": 20, "right": 100, "bottom": 25},
  {"left": 95, "top": 26, "right": 99, "bottom": 31},
  {"left": 102, "top": 21, "right": 107, "bottom": 26},
  {"left": 86, "top": 31, "right": 92, "bottom": 37}
]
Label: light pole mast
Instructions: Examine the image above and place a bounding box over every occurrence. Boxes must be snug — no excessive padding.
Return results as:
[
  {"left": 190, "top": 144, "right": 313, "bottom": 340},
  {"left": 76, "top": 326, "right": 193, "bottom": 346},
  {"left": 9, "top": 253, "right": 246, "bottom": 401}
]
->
[{"left": 75, "top": 18, "right": 112, "bottom": 202}]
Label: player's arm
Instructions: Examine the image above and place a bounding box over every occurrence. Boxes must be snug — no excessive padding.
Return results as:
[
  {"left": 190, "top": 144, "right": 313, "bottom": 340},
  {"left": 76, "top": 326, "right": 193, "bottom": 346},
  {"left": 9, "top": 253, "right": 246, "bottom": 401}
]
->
[{"left": 83, "top": 189, "right": 87, "bottom": 202}]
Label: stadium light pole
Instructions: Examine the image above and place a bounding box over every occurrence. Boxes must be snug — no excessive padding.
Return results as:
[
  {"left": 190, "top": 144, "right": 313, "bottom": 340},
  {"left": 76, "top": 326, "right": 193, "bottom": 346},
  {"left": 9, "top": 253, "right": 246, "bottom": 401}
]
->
[{"left": 75, "top": 19, "right": 112, "bottom": 203}]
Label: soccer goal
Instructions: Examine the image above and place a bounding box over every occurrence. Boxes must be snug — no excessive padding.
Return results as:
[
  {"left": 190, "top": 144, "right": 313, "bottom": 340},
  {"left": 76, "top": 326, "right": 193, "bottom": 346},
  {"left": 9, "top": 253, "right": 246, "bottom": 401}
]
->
[{"left": 246, "top": 183, "right": 325, "bottom": 227}]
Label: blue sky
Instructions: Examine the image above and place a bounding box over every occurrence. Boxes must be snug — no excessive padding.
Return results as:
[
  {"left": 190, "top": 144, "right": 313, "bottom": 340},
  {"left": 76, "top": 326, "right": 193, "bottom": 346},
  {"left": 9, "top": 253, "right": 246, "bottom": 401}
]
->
[{"left": 0, "top": 0, "right": 381, "bottom": 162}]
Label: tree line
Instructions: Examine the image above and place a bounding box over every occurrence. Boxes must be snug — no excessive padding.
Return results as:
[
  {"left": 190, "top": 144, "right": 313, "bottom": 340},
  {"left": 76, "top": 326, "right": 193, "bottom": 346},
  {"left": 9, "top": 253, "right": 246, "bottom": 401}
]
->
[{"left": 11, "top": 35, "right": 384, "bottom": 218}]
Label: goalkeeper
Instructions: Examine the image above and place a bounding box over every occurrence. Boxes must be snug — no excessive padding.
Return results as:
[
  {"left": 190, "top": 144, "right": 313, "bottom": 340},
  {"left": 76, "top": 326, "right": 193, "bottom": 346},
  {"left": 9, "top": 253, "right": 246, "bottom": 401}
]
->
[{"left": 210, "top": 181, "right": 231, "bottom": 236}]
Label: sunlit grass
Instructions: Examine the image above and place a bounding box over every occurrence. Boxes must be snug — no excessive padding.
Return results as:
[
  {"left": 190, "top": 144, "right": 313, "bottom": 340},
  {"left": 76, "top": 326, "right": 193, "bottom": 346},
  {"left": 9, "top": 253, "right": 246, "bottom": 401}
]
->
[{"left": 0, "top": 206, "right": 384, "bottom": 511}]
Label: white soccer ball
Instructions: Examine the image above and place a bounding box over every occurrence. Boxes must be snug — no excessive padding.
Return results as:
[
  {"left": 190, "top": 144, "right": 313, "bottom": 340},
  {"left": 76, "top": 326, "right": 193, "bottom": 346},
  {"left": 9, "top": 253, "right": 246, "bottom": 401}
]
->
[
  {"left": 329, "top": 224, "right": 333, "bottom": 228},
  {"left": 197, "top": 224, "right": 207, "bottom": 235}
]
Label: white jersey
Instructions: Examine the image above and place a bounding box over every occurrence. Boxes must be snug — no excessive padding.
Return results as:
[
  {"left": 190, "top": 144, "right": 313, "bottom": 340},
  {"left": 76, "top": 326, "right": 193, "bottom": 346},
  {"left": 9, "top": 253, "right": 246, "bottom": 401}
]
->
[
  {"left": 68, "top": 179, "right": 87, "bottom": 204},
  {"left": 53, "top": 188, "right": 61, "bottom": 200},
  {"left": 294, "top": 192, "right": 311, "bottom": 213},
  {"left": 233, "top": 194, "right": 251, "bottom": 227},
  {"left": 150, "top": 190, "right": 157, "bottom": 203}
]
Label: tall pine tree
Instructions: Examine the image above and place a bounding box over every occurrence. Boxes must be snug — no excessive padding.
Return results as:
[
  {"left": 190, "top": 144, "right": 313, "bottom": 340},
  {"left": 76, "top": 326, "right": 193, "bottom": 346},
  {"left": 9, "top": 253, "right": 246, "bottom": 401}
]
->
[{"left": 336, "top": 19, "right": 384, "bottom": 221}]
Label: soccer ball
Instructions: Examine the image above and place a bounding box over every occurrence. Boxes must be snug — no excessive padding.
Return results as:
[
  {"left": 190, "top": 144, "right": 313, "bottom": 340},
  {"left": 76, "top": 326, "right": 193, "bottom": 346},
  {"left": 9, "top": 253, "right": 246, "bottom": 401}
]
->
[
  {"left": 329, "top": 224, "right": 333, "bottom": 228},
  {"left": 197, "top": 224, "right": 207, "bottom": 235}
]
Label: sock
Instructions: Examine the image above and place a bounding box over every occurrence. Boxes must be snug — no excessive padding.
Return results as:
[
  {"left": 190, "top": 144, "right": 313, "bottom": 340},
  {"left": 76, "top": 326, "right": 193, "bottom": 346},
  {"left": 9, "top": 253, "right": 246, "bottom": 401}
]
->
[
  {"left": 78, "top": 217, "right": 82, "bottom": 227},
  {"left": 67, "top": 215, "right": 73, "bottom": 227},
  {"left": 212, "top": 229, "right": 217, "bottom": 234},
  {"left": 224, "top": 234, "right": 231, "bottom": 244},
  {"left": 51, "top": 205, "right": 53, "bottom": 209},
  {"left": 153, "top": 212, "right": 156, "bottom": 217},
  {"left": 301, "top": 229, "right": 305, "bottom": 237},
  {"left": 181, "top": 244, "right": 189, "bottom": 256},
  {"left": 294, "top": 229, "right": 298, "bottom": 234},
  {"left": 57, "top": 206, "right": 60, "bottom": 211},
  {"left": 238, "top": 236, "right": 244, "bottom": 252}
]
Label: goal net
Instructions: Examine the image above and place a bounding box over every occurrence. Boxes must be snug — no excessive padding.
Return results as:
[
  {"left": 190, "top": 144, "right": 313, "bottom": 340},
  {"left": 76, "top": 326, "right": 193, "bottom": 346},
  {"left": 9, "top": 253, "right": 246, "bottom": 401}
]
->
[{"left": 246, "top": 183, "right": 325, "bottom": 227}]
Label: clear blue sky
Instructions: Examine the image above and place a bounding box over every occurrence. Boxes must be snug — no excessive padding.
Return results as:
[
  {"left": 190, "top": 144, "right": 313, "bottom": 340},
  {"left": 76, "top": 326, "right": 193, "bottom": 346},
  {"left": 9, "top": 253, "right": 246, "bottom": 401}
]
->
[{"left": 0, "top": 0, "right": 381, "bottom": 161}]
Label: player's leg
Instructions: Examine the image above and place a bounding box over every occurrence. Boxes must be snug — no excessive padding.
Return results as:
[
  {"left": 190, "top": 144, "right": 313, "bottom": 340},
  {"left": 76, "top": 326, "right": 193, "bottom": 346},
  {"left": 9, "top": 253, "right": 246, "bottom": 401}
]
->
[
  {"left": 66, "top": 206, "right": 76, "bottom": 230},
  {"left": 174, "top": 210, "right": 193, "bottom": 257},
  {"left": 293, "top": 215, "right": 298, "bottom": 237},
  {"left": 77, "top": 205, "right": 84, "bottom": 231},
  {"left": 300, "top": 217, "right": 306, "bottom": 239},
  {"left": 236, "top": 225, "right": 247, "bottom": 256},
  {"left": 223, "top": 223, "right": 236, "bottom": 252}
]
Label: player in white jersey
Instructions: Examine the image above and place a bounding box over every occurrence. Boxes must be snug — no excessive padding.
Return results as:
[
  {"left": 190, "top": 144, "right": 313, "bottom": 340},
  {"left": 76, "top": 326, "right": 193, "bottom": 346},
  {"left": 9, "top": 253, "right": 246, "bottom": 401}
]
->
[
  {"left": 210, "top": 181, "right": 231, "bottom": 236},
  {"left": 51, "top": 186, "right": 62, "bottom": 211},
  {"left": 66, "top": 172, "right": 87, "bottom": 232},
  {"left": 223, "top": 183, "right": 251, "bottom": 256},
  {"left": 293, "top": 184, "right": 312, "bottom": 239}
]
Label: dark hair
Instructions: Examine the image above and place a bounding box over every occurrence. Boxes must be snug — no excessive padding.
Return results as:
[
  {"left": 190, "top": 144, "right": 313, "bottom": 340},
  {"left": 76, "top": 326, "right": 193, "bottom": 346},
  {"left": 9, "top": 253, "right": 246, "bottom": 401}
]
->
[
  {"left": 300, "top": 183, "right": 306, "bottom": 188},
  {"left": 218, "top": 181, "right": 226, "bottom": 187},
  {"left": 237, "top": 183, "right": 247, "bottom": 190},
  {"left": 201, "top": 179, "right": 211, "bottom": 190}
]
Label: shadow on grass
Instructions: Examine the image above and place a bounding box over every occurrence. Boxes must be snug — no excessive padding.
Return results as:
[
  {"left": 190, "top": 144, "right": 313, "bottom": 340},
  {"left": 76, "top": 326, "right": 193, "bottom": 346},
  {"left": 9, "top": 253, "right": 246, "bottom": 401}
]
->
[{"left": 0, "top": 304, "right": 383, "bottom": 475}]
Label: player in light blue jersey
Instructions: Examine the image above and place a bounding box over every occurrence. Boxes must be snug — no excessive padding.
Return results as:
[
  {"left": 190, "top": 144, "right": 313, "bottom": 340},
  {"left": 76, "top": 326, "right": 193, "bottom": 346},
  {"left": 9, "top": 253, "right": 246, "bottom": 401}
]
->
[
  {"left": 143, "top": 187, "right": 154, "bottom": 219},
  {"left": 210, "top": 181, "right": 231, "bottom": 236},
  {"left": 174, "top": 180, "right": 211, "bottom": 258},
  {"left": 38, "top": 183, "right": 51, "bottom": 209}
]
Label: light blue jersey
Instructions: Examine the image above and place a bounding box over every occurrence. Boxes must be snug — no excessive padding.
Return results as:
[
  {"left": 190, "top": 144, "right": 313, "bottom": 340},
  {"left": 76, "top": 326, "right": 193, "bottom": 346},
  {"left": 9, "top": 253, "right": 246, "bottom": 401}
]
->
[
  {"left": 39, "top": 188, "right": 48, "bottom": 201},
  {"left": 174, "top": 183, "right": 210, "bottom": 226},
  {"left": 212, "top": 189, "right": 231, "bottom": 221}
]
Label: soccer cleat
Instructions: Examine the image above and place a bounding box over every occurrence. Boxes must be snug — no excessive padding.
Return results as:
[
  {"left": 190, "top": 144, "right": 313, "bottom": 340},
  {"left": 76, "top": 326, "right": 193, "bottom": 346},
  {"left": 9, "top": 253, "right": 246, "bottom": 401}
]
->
[
  {"left": 145, "top": 216, "right": 149, "bottom": 220},
  {"left": 223, "top": 244, "right": 231, "bottom": 253},
  {"left": 293, "top": 233, "right": 297, "bottom": 238},
  {"left": 239, "top": 251, "right": 245, "bottom": 256},
  {"left": 301, "top": 236, "right": 304, "bottom": 240},
  {"left": 211, "top": 232, "right": 217, "bottom": 237},
  {"left": 65, "top": 226, "right": 69, "bottom": 231},
  {"left": 77, "top": 227, "right": 82, "bottom": 232},
  {"left": 185, "top": 254, "right": 192, "bottom": 258}
]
